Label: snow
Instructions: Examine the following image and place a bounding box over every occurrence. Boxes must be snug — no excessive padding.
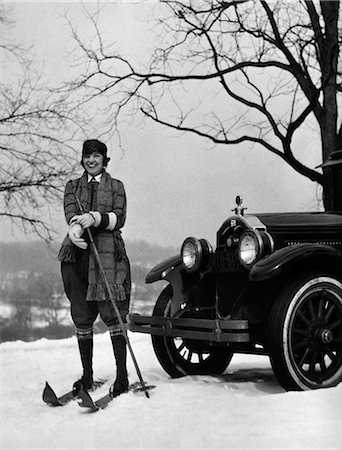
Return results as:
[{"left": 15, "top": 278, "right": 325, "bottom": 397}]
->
[{"left": 1, "top": 332, "right": 341, "bottom": 449}]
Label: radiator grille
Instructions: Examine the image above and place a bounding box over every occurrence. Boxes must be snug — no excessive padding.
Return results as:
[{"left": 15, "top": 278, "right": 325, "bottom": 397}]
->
[{"left": 210, "top": 250, "right": 242, "bottom": 272}]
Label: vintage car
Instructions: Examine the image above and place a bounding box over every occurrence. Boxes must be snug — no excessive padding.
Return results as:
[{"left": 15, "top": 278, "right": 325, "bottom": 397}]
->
[{"left": 129, "top": 196, "right": 342, "bottom": 391}]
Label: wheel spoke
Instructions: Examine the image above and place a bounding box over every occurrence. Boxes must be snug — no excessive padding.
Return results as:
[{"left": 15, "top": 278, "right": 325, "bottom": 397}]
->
[
  {"left": 298, "top": 347, "right": 311, "bottom": 367},
  {"left": 308, "top": 299, "right": 316, "bottom": 321},
  {"left": 308, "top": 351, "right": 317, "bottom": 377},
  {"left": 317, "top": 298, "right": 325, "bottom": 319},
  {"left": 297, "top": 310, "right": 311, "bottom": 327},
  {"left": 187, "top": 350, "right": 193, "bottom": 363},
  {"left": 293, "top": 327, "right": 307, "bottom": 336},
  {"left": 319, "top": 353, "right": 327, "bottom": 373},
  {"left": 324, "top": 304, "right": 336, "bottom": 322},
  {"left": 328, "top": 319, "right": 342, "bottom": 331},
  {"left": 294, "top": 338, "right": 308, "bottom": 352}
]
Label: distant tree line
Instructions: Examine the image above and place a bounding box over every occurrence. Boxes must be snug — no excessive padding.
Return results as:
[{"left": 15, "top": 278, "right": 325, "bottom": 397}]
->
[
  {"left": 0, "top": 240, "right": 175, "bottom": 342},
  {"left": 0, "top": 270, "right": 72, "bottom": 341}
]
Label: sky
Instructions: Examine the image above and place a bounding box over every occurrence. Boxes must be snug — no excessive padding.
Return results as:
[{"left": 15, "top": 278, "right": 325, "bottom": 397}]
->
[{"left": 2, "top": 1, "right": 324, "bottom": 249}]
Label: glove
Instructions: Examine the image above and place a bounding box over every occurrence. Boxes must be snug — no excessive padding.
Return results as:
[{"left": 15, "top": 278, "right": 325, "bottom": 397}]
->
[
  {"left": 69, "top": 215, "right": 83, "bottom": 224},
  {"left": 68, "top": 223, "right": 87, "bottom": 249},
  {"left": 89, "top": 211, "right": 101, "bottom": 227},
  {"left": 70, "top": 213, "right": 95, "bottom": 229}
]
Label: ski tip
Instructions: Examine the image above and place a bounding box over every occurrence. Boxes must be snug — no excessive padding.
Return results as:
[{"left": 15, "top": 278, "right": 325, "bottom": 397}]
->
[
  {"left": 77, "top": 386, "right": 99, "bottom": 411},
  {"left": 42, "top": 381, "right": 62, "bottom": 406}
]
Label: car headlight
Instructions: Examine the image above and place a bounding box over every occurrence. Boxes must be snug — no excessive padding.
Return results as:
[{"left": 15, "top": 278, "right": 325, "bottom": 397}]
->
[
  {"left": 181, "top": 237, "right": 212, "bottom": 273},
  {"left": 238, "top": 229, "right": 274, "bottom": 268}
]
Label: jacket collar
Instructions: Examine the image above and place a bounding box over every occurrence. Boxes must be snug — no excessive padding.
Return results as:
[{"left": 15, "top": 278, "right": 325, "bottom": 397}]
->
[{"left": 87, "top": 172, "right": 103, "bottom": 183}]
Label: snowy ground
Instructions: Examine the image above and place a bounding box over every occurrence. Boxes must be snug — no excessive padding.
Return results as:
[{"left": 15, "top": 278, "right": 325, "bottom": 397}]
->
[{"left": 1, "top": 332, "right": 341, "bottom": 449}]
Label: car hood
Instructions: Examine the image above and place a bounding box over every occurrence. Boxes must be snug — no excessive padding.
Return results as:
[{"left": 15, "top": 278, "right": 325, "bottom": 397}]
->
[
  {"left": 256, "top": 212, "right": 342, "bottom": 230},
  {"left": 256, "top": 212, "right": 342, "bottom": 228},
  {"left": 217, "top": 211, "right": 342, "bottom": 250},
  {"left": 254, "top": 212, "right": 342, "bottom": 248}
]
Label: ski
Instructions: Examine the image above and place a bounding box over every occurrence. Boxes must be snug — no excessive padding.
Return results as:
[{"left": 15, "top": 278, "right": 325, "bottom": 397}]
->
[
  {"left": 78, "top": 381, "right": 156, "bottom": 411},
  {"left": 42, "top": 379, "right": 107, "bottom": 407}
]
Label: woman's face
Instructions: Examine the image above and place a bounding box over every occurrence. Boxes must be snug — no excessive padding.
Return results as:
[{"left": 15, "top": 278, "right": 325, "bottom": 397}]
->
[{"left": 82, "top": 152, "right": 104, "bottom": 177}]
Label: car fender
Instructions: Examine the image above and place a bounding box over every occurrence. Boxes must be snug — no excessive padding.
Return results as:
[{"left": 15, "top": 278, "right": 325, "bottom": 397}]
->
[
  {"left": 145, "top": 255, "right": 182, "bottom": 284},
  {"left": 250, "top": 243, "right": 342, "bottom": 281},
  {"left": 145, "top": 255, "right": 186, "bottom": 315}
]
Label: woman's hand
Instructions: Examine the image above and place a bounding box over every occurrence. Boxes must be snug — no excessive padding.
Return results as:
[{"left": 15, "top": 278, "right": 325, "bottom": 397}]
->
[
  {"left": 68, "top": 223, "right": 87, "bottom": 249},
  {"left": 70, "top": 213, "right": 95, "bottom": 229}
]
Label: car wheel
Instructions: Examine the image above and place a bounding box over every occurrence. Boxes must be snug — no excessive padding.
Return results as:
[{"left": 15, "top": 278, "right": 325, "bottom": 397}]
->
[
  {"left": 268, "top": 271, "right": 342, "bottom": 390},
  {"left": 151, "top": 285, "right": 234, "bottom": 378}
]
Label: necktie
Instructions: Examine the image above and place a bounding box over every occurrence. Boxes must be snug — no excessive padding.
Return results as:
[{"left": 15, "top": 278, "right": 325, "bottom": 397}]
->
[{"left": 89, "top": 178, "right": 97, "bottom": 209}]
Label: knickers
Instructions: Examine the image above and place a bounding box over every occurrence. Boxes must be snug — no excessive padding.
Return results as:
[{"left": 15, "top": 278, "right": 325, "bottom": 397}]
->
[{"left": 61, "top": 247, "right": 129, "bottom": 330}]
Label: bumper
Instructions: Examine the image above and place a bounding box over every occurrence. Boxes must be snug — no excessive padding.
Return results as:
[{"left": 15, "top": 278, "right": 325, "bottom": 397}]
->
[{"left": 128, "top": 313, "right": 249, "bottom": 343}]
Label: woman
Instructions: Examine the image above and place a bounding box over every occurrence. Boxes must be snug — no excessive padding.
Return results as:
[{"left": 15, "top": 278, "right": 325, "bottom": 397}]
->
[{"left": 58, "top": 139, "right": 131, "bottom": 396}]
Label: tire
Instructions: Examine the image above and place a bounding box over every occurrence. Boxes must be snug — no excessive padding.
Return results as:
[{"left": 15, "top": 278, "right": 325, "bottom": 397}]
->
[
  {"left": 268, "top": 271, "right": 342, "bottom": 391},
  {"left": 151, "top": 285, "right": 234, "bottom": 378}
]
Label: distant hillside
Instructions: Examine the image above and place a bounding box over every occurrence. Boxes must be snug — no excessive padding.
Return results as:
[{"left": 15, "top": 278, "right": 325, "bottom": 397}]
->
[
  {"left": 126, "top": 240, "right": 179, "bottom": 266},
  {"left": 0, "top": 242, "right": 58, "bottom": 273},
  {"left": 0, "top": 240, "right": 178, "bottom": 274}
]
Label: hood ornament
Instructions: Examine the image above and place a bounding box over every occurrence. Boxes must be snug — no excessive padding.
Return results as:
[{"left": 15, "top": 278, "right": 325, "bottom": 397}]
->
[{"left": 232, "top": 195, "right": 247, "bottom": 216}]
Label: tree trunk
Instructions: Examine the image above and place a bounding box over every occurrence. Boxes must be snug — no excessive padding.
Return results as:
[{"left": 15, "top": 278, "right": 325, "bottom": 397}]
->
[
  {"left": 319, "top": 0, "right": 339, "bottom": 211},
  {"left": 322, "top": 168, "right": 342, "bottom": 211}
]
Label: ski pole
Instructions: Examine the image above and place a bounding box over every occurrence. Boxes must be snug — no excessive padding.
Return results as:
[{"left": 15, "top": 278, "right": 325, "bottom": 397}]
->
[{"left": 74, "top": 194, "right": 150, "bottom": 398}]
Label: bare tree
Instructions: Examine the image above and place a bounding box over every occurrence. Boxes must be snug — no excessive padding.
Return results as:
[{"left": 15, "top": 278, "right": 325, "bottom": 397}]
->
[
  {"left": 7, "top": 283, "right": 34, "bottom": 335},
  {"left": 67, "top": 0, "right": 342, "bottom": 210},
  {"left": 1, "top": 4, "right": 88, "bottom": 241},
  {"left": 29, "top": 272, "right": 68, "bottom": 330}
]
